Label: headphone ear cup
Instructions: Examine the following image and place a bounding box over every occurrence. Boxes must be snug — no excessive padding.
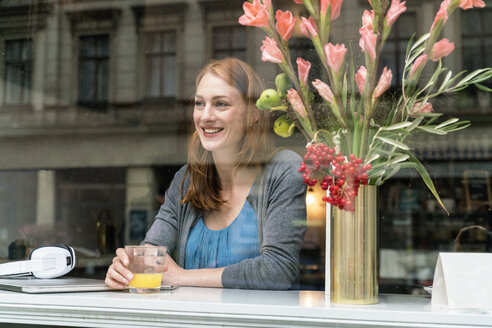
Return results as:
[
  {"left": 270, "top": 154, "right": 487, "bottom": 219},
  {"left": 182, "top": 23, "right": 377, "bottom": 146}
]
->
[{"left": 29, "top": 245, "right": 76, "bottom": 279}]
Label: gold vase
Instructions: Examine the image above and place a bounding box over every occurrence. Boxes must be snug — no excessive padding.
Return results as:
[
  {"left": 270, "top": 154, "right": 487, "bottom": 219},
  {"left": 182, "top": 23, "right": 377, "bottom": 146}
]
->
[{"left": 330, "top": 185, "right": 378, "bottom": 304}]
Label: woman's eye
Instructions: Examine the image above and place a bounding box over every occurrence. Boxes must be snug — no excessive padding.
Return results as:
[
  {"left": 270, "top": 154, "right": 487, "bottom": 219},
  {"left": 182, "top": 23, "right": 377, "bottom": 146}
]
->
[
  {"left": 194, "top": 100, "right": 205, "bottom": 108},
  {"left": 216, "top": 101, "right": 229, "bottom": 108}
]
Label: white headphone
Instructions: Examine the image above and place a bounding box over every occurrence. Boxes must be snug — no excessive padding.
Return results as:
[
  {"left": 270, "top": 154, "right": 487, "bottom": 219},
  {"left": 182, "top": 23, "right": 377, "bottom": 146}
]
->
[{"left": 0, "top": 244, "right": 76, "bottom": 279}]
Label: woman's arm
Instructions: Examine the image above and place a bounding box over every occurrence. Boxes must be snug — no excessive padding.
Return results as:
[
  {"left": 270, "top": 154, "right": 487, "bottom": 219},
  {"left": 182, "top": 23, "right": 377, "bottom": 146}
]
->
[{"left": 161, "top": 255, "right": 224, "bottom": 287}]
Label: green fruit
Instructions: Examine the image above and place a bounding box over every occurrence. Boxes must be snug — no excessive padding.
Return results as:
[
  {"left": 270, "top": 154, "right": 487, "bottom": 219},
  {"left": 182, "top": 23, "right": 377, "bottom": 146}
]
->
[
  {"left": 259, "top": 89, "right": 282, "bottom": 109},
  {"left": 256, "top": 97, "right": 268, "bottom": 110},
  {"left": 274, "top": 115, "right": 296, "bottom": 138},
  {"left": 275, "top": 73, "right": 292, "bottom": 97}
]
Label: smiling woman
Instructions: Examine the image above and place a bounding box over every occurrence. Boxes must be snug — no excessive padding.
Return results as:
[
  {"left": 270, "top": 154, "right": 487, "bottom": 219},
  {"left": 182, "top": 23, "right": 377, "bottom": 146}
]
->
[{"left": 105, "top": 58, "right": 307, "bottom": 290}]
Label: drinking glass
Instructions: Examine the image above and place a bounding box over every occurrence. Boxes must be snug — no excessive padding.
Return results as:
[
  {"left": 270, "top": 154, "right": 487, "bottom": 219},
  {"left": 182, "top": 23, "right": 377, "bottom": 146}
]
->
[{"left": 125, "top": 245, "right": 167, "bottom": 293}]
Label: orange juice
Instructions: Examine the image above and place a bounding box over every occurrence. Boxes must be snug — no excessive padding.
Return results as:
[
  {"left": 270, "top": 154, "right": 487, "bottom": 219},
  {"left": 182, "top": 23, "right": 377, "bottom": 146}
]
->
[{"left": 129, "top": 273, "right": 162, "bottom": 289}]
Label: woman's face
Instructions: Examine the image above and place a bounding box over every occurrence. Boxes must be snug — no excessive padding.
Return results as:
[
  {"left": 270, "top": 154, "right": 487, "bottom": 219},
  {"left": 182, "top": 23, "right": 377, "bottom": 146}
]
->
[{"left": 193, "top": 72, "right": 248, "bottom": 156}]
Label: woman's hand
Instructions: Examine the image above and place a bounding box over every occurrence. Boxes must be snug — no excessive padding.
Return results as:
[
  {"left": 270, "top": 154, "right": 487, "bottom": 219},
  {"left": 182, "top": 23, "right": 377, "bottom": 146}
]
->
[
  {"left": 105, "top": 248, "right": 134, "bottom": 289},
  {"left": 161, "top": 254, "right": 185, "bottom": 286}
]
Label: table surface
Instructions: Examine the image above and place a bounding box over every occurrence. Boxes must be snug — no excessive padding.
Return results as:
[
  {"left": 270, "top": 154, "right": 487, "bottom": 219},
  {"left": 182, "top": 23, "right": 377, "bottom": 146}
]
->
[{"left": 1, "top": 287, "right": 491, "bottom": 328}]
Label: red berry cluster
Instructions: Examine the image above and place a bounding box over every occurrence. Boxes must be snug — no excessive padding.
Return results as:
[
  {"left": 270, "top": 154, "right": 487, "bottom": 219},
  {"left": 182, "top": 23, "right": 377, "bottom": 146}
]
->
[{"left": 298, "top": 143, "right": 372, "bottom": 211}]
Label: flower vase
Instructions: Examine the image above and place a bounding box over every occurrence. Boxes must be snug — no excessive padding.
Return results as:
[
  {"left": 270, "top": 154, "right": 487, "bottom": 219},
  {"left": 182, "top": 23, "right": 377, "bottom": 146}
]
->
[{"left": 330, "top": 185, "right": 378, "bottom": 304}]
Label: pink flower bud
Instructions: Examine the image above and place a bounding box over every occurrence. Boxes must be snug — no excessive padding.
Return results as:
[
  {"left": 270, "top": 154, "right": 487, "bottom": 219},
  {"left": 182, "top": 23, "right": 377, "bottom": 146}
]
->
[
  {"left": 373, "top": 67, "right": 392, "bottom": 98},
  {"left": 459, "top": 0, "right": 486, "bottom": 9},
  {"left": 321, "top": 0, "right": 345, "bottom": 20},
  {"left": 410, "top": 54, "right": 428, "bottom": 78},
  {"left": 312, "top": 79, "right": 335, "bottom": 105},
  {"left": 325, "top": 43, "right": 347, "bottom": 74},
  {"left": 287, "top": 89, "right": 307, "bottom": 119},
  {"left": 300, "top": 16, "right": 319, "bottom": 38},
  {"left": 386, "top": 0, "right": 407, "bottom": 27},
  {"left": 431, "top": 38, "right": 455, "bottom": 62},
  {"left": 431, "top": 0, "right": 450, "bottom": 31},
  {"left": 260, "top": 37, "right": 284, "bottom": 63},
  {"left": 355, "top": 66, "right": 367, "bottom": 94},
  {"left": 410, "top": 102, "right": 433, "bottom": 118},
  {"left": 297, "top": 57, "right": 311, "bottom": 86},
  {"left": 359, "top": 10, "right": 374, "bottom": 34},
  {"left": 238, "top": 0, "right": 269, "bottom": 28},
  {"left": 275, "top": 10, "right": 297, "bottom": 41},
  {"left": 359, "top": 28, "right": 377, "bottom": 60}
]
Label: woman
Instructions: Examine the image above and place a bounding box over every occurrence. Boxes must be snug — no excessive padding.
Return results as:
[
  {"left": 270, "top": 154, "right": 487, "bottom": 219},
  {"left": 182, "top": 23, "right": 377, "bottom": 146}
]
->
[{"left": 105, "top": 58, "right": 306, "bottom": 290}]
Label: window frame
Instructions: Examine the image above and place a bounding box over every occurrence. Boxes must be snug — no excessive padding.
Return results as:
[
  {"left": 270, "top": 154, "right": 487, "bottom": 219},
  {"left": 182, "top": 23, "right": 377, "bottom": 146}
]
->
[
  {"left": 211, "top": 25, "right": 248, "bottom": 61},
  {"left": 3, "top": 38, "right": 33, "bottom": 106},
  {"left": 77, "top": 34, "right": 110, "bottom": 109},
  {"left": 143, "top": 29, "right": 179, "bottom": 104}
]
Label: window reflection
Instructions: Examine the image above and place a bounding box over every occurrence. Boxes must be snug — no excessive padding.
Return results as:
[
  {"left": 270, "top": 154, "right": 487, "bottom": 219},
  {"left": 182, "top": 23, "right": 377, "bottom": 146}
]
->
[{"left": 0, "top": 0, "right": 490, "bottom": 294}]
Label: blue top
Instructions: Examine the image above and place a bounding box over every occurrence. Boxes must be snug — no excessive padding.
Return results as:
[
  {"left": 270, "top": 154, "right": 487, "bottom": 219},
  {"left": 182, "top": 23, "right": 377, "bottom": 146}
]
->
[{"left": 184, "top": 200, "right": 260, "bottom": 269}]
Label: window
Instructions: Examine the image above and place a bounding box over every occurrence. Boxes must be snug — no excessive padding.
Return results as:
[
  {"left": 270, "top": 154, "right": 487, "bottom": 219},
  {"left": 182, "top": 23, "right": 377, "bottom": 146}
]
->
[
  {"left": 4, "top": 39, "right": 32, "bottom": 104},
  {"left": 78, "top": 35, "right": 109, "bottom": 107},
  {"left": 462, "top": 8, "right": 492, "bottom": 80},
  {"left": 212, "top": 26, "right": 247, "bottom": 61},
  {"left": 379, "top": 12, "right": 417, "bottom": 87},
  {"left": 145, "top": 31, "right": 177, "bottom": 100}
]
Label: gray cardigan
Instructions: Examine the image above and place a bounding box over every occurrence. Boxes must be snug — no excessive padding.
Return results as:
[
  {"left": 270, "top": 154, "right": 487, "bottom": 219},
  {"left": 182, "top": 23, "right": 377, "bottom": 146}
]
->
[{"left": 143, "top": 149, "right": 307, "bottom": 290}]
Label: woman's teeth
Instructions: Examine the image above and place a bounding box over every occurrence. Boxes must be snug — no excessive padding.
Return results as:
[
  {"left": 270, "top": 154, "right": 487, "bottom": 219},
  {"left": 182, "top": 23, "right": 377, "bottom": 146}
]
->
[{"left": 204, "top": 128, "right": 222, "bottom": 133}]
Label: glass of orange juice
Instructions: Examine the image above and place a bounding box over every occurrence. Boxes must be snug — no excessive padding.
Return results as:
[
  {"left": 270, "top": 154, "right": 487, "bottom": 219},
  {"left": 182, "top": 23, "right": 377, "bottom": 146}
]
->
[{"left": 125, "top": 245, "right": 167, "bottom": 294}]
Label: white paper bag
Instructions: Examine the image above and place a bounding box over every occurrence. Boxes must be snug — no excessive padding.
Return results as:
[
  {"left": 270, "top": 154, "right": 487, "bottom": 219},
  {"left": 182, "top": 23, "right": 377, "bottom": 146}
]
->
[{"left": 432, "top": 252, "right": 492, "bottom": 309}]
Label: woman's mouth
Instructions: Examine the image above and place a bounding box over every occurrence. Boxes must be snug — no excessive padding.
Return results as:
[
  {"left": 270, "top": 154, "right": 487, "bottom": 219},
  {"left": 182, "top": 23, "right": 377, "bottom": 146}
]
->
[{"left": 202, "top": 128, "right": 224, "bottom": 136}]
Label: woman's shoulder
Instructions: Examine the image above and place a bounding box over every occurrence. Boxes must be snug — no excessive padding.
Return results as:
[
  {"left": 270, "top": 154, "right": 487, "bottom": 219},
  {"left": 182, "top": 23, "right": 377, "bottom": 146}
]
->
[{"left": 267, "top": 149, "right": 302, "bottom": 167}]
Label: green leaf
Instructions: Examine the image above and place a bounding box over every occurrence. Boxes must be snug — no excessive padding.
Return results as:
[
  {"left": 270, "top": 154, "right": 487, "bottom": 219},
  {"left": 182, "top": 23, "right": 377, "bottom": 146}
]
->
[
  {"left": 381, "top": 121, "right": 413, "bottom": 131},
  {"left": 416, "top": 126, "right": 447, "bottom": 135},
  {"left": 476, "top": 83, "right": 492, "bottom": 92},
  {"left": 410, "top": 33, "right": 430, "bottom": 53},
  {"left": 435, "top": 118, "right": 459, "bottom": 129},
  {"left": 383, "top": 164, "right": 402, "bottom": 181},
  {"left": 406, "top": 151, "right": 448, "bottom": 215},
  {"left": 376, "top": 136, "right": 410, "bottom": 150},
  {"left": 391, "top": 154, "right": 410, "bottom": 165},
  {"left": 438, "top": 71, "right": 453, "bottom": 93},
  {"left": 406, "top": 116, "right": 424, "bottom": 132},
  {"left": 365, "top": 153, "right": 380, "bottom": 164}
]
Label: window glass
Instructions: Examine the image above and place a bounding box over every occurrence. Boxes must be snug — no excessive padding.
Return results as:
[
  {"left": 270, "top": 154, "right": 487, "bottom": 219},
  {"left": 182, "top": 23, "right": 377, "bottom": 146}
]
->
[
  {"left": 78, "top": 35, "right": 109, "bottom": 105},
  {"left": 212, "top": 26, "right": 247, "bottom": 61},
  {"left": 4, "top": 39, "right": 32, "bottom": 104},
  {"left": 145, "top": 30, "right": 177, "bottom": 100},
  {"left": 0, "top": 1, "right": 490, "bottom": 298}
]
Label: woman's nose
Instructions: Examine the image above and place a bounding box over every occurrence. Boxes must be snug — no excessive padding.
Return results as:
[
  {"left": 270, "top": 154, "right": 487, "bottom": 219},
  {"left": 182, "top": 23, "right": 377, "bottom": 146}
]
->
[{"left": 202, "top": 104, "right": 216, "bottom": 121}]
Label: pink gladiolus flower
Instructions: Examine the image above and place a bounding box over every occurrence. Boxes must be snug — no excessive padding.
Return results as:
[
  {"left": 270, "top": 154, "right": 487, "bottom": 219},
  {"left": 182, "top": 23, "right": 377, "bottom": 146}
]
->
[
  {"left": 431, "top": 0, "right": 450, "bottom": 31},
  {"left": 356, "top": 66, "right": 367, "bottom": 94},
  {"left": 386, "top": 0, "right": 407, "bottom": 26},
  {"left": 287, "top": 89, "right": 307, "bottom": 119},
  {"left": 276, "top": 10, "right": 297, "bottom": 41},
  {"left": 312, "top": 79, "right": 335, "bottom": 105},
  {"left": 239, "top": 0, "right": 269, "bottom": 28},
  {"left": 262, "top": 0, "right": 272, "bottom": 9},
  {"left": 260, "top": 37, "right": 284, "bottom": 63},
  {"left": 300, "top": 17, "right": 319, "bottom": 38},
  {"left": 359, "top": 10, "right": 374, "bottom": 34},
  {"left": 325, "top": 43, "right": 347, "bottom": 74},
  {"left": 373, "top": 67, "right": 392, "bottom": 98},
  {"left": 459, "top": 0, "right": 485, "bottom": 9},
  {"left": 410, "top": 102, "right": 433, "bottom": 118},
  {"left": 297, "top": 57, "right": 311, "bottom": 85},
  {"left": 294, "top": 0, "right": 304, "bottom": 3},
  {"left": 410, "top": 54, "right": 428, "bottom": 78},
  {"left": 321, "top": 0, "right": 344, "bottom": 20},
  {"left": 359, "top": 28, "right": 377, "bottom": 60},
  {"left": 431, "top": 38, "right": 455, "bottom": 61}
]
